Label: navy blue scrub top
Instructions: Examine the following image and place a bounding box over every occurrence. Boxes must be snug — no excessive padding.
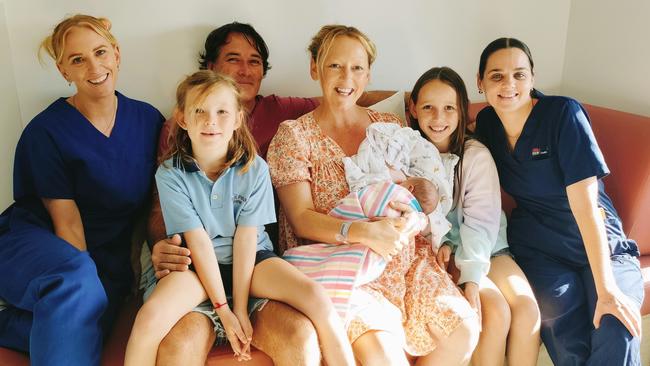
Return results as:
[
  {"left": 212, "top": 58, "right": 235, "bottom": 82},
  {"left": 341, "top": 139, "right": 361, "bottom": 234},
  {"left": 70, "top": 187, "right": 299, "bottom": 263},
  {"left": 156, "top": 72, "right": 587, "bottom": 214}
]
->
[
  {"left": 1, "top": 91, "right": 164, "bottom": 281},
  {"left": 475, "top": 90, "right": 639, "bottom": 266}
]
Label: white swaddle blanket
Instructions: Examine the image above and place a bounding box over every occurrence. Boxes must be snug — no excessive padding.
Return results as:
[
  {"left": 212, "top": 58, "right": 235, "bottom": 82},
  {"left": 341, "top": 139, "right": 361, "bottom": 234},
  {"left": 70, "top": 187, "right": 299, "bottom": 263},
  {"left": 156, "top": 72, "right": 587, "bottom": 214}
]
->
[{"left": 343, "top": 122, "right": 459, "bottom": 248}]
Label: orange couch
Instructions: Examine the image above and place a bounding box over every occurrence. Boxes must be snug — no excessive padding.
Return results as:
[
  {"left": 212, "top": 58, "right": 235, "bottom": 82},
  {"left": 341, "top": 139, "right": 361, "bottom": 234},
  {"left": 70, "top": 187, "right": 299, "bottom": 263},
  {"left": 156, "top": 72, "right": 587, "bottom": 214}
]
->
[{"left": 1, "top": 102, "right": 648, "bottom": 365}]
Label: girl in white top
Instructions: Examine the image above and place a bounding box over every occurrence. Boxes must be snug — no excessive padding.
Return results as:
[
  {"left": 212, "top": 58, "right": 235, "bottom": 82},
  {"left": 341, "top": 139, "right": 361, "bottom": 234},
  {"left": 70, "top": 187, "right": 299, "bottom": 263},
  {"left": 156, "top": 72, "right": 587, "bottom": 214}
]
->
[{"left": 408, "top": 66, "right": 541, "bottom": 366}]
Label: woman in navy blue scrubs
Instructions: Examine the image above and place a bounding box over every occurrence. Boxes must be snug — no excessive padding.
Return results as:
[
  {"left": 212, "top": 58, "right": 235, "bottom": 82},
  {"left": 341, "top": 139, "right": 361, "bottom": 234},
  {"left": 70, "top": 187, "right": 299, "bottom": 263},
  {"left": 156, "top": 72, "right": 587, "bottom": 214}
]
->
[
  {"left": 474, "top": 38, "right": 643, "bottom": 366},
  {"left": 0, "top": 15, "right": 163, "bottom": 365}
]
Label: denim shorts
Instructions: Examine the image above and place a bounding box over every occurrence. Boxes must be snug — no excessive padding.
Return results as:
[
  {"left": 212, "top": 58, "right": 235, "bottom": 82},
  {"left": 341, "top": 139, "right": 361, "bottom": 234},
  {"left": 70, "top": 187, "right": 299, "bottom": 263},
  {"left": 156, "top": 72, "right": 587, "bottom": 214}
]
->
[{"left": 141, "top": 247, "right": 277, "bottom": 345}]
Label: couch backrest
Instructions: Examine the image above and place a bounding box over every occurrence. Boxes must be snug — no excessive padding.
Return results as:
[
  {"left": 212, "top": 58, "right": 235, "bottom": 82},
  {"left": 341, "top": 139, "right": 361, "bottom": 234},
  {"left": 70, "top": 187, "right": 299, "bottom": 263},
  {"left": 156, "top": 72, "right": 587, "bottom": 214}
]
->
[{"left": 468, "top": 102, "right": 650, "bottom": 256}]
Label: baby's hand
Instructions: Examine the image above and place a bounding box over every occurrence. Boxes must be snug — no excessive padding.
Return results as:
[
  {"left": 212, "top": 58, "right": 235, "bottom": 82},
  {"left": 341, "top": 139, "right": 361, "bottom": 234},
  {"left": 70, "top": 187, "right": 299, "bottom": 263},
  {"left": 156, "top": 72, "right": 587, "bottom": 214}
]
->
[{"left": 436, "top": 244, "right": 452, "bottom": 271}]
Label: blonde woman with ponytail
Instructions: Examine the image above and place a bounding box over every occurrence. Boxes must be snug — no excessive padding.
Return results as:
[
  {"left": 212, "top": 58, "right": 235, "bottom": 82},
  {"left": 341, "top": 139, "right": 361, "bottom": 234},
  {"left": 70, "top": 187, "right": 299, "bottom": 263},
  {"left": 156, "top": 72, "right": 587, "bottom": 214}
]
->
[{"left": 0, "top": 14, "right": 164, "bottom": 366}]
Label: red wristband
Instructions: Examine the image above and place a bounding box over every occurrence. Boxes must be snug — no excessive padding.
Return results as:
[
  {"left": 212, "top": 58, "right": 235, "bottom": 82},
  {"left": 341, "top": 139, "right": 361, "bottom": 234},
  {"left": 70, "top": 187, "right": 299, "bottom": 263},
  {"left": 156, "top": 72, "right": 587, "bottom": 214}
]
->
[{"left": 213, "top": 301, "right": 228, "bottom": 310}]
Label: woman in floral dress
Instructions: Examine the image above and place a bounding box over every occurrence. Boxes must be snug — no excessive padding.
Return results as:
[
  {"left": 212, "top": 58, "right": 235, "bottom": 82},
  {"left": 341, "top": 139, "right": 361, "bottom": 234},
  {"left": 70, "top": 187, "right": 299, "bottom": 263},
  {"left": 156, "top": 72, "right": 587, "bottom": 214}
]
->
[{"left": 267, "top": 24, "right": 479, "bottom": 365}]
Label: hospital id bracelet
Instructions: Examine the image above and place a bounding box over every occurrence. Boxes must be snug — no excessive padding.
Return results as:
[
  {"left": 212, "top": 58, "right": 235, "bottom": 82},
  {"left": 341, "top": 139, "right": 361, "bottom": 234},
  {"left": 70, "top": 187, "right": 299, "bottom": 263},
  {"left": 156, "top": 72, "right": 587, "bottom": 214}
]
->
[{"left": 336, "top": 221, "right": 352, "bottom": 244}]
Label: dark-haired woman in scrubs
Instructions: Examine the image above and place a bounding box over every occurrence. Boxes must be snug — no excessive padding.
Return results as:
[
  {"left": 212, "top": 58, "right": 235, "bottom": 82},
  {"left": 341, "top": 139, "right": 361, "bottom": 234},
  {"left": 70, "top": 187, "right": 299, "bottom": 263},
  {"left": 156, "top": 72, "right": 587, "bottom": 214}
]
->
[{"left": 475, "top": 37, "right": 643, "bottom": 366}]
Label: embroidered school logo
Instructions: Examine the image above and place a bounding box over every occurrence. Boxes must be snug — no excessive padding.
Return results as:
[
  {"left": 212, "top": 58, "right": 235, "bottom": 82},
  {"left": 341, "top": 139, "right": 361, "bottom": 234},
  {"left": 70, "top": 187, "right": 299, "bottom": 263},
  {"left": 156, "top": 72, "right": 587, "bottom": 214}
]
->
[
  {"left": 232, "top": 194, "right": 247, "bottom": 205},
  {"left": 531, "top": 146, "right": 549, "bottom": 159}
]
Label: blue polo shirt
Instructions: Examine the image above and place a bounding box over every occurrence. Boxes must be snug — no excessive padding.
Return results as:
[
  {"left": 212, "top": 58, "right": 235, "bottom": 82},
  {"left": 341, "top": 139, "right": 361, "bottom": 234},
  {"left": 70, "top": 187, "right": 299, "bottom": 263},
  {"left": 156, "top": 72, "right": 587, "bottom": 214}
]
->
[
  {"left": 475, "top": 90, "right": 639, "bottom": 265},
  {"left": 155, "top": 154, "right": 276, "bottom": 264}
]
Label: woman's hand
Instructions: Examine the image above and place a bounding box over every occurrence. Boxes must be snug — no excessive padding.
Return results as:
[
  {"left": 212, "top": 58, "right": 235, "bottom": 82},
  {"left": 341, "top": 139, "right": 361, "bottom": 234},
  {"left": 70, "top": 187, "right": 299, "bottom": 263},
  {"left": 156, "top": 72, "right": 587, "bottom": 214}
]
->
[
  {"left": 463, "top": 282, "right": 482, "bottom": 330},
  {"left": 216, "top": 307, "right": 251, "bottom": 361},
  {"left": 594, "top": 287, "right": 642, "bottom": 338},
  {"left": 361, "top": 200, "right": 425, "bottom": 260},
  {"left": 363, "top": 219, "right": 405, "bottom": 260},
  {"left": 151, "top": 234, "right": 191, "bottom": 279},
  {"left": 436, "top": 244, "right": 452, "bottom": 271}
]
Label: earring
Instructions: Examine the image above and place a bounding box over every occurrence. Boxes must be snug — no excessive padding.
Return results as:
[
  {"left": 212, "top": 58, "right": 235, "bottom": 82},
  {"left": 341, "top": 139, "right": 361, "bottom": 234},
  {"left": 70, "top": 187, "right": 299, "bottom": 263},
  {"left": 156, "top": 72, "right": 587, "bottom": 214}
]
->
[
  {"left": 68, "top": 81, "right": 72, "bottom": 86},
  {"left": 478, "top": 89, "right": 483, "bottom": 94}
]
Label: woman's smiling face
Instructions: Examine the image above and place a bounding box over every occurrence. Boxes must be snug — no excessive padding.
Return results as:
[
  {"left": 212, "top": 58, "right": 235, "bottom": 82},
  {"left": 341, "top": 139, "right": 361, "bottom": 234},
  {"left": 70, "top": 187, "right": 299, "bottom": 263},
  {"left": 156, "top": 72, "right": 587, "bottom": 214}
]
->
[
  {"left": 478, "top": 47, "right": 534, "bottom": 113},
  {"left": 311, "top": 35, "right": 370, "bottom": 108},
  {"left": 57, "top": 26, "right": 120, "bottom": 99}
]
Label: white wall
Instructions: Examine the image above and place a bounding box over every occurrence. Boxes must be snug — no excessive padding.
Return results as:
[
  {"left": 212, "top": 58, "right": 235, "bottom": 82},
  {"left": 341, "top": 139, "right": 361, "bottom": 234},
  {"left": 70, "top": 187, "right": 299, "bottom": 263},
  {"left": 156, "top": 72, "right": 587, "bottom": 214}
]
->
[
  {"left": 0, "top": 1, "right": 22, "bottom": 209},
  {"left": 1, "top": 0, "right": 574, "bottom": 206},
  {"left": 5, "top": 0, "right": 570, "bottom": 124},
  {"left": 562, "top": 0, "right": 650, "bottom": 116}
]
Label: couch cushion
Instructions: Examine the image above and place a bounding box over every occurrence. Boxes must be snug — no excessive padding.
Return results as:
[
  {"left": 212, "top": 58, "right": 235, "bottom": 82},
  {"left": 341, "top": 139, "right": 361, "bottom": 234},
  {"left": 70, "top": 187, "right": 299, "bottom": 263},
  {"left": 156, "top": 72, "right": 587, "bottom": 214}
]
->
[{"left": 584, "top": 104, "right": 650, "bottom": 256}]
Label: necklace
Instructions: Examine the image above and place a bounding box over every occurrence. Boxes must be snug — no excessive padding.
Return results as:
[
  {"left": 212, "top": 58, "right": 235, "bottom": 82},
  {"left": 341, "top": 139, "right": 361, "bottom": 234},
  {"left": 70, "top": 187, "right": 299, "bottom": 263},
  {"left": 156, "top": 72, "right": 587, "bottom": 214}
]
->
[{"left": 70, "top": 94, "right": 118, "bottom": 136}]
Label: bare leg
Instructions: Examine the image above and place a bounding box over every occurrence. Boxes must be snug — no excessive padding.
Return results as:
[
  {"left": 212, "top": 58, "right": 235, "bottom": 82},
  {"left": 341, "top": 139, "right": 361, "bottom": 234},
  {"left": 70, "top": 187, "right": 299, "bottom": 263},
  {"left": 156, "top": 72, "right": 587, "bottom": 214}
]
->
[
  {"left": 252, "top": 300, "right": 322, "bottom": 366},
  {"left": 250, "top": 258, "right": 356, "bottom": 366},
  {"left": 352, "top": 330, "right": 410, "bottom": 366},
  {"left": 416, "top": 312, "right": 479, "bottom": 366},
  {"left": 472, "top": 278, "right": 510, "bottom": 366},
  {"left": 488, "top": 255, "right": 541, "bottom": 366},
  {"left": 125, "top": 271, "right": 207, "bottom": 366},
  {"left": 156, "top": 312, "right": 216, "bottom": 366}
]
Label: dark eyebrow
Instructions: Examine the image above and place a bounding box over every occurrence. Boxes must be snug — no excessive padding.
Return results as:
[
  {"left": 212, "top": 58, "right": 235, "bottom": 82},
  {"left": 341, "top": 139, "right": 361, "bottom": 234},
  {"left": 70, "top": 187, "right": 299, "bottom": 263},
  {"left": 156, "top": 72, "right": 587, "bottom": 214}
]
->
[
  {"left": 223, "top": 52, "right": 262, "bottom": 60},
  {"left": 487, "top": 67, "right": 529, "bottom": 74}
]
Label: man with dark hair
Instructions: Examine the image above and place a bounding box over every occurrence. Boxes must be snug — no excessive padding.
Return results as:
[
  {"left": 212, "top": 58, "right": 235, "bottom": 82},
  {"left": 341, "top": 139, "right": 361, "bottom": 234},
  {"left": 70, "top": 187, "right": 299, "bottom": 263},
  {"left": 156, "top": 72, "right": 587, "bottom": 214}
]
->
[{"left": 146, "top": 22, "right": 393, "bottom": 365}]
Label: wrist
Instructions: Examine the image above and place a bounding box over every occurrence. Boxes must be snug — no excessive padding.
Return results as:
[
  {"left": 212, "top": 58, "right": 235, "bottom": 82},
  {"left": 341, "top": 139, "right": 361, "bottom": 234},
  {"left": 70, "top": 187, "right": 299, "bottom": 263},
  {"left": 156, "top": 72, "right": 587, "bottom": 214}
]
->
[
  {"left": 335, "top": 221, "right": 352, "bottom": 244},
  {"left": 213, "top": 300, "right": 229, "bottom": 313},
  {"left": 347, "top": 221, "right": 367, "bottom": 244}
]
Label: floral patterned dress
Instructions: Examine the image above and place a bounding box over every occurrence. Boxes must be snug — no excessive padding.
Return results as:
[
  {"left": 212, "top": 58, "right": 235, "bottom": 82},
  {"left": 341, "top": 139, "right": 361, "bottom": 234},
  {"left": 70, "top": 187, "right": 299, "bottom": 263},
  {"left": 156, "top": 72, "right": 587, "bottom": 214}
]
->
[{"left": 267, "top": 110, "right": 475, "bottom": 355}]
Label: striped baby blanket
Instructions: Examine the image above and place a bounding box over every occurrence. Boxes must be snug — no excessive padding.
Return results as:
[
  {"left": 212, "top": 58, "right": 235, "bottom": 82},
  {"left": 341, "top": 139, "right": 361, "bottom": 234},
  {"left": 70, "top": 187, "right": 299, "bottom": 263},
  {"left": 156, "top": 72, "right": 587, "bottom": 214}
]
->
[{"left": 283, "top": 181, "right": 421, "bottom": 323}]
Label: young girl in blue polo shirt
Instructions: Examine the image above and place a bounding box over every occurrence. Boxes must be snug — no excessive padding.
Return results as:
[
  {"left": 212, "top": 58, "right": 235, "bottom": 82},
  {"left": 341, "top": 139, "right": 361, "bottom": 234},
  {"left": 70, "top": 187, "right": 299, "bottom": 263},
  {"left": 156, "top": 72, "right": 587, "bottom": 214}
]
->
[
  {"left": 408, "top": 66, "right": 541, "bottom": 366},
  {"left": 125, "top": 71, "right": 355, "bottom": 366}
]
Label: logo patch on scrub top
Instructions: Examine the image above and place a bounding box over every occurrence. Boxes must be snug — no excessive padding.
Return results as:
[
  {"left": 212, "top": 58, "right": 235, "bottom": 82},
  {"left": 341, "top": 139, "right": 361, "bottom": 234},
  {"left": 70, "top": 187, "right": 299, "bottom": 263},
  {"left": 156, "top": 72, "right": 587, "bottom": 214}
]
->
[{"left": 531, "top": 146, "right": 550, "bottom": 160}]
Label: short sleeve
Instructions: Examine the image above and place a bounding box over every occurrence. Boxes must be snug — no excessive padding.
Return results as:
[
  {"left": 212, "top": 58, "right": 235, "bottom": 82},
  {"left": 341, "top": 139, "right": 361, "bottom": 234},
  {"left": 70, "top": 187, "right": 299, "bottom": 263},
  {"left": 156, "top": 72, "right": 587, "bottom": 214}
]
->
[
  {"left": 556, "top": 99, "right": 609, "bottom": 186},
  {"left": 267, "top": 121, "right": 312, "bottom": 188},
  {"left": 238, "top": 159, "right": 276, "bottom": 226},
  {"left": 155, "top": 165, "right": 203, "bottom": 236},
  {"left": 13, "top": 124, "right": 73, "bottom": 200}
]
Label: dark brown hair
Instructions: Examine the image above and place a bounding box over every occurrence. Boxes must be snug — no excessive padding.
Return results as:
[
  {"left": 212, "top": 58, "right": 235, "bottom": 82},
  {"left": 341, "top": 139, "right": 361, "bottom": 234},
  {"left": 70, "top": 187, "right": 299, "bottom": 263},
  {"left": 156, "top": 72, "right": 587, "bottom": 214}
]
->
[
  {"left": 409, "top": 66, "right": 470, "bottom": 207},
  {"left": 198, "top": 22, "right": 271, "bottom": 76},
  {"left": 478, "top": 37, "right": 534, "bottom": 80}
]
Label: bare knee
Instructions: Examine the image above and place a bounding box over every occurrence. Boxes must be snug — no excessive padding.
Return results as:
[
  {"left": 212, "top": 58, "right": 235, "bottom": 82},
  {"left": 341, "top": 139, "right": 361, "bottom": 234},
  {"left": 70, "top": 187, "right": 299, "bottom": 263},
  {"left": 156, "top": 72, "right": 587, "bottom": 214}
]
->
[
  {"left": 353, "top": 331, "right": 409, "bottom": 366},
  {"left": 481, "top": 293, "right": 511, "bottom": 338},
  {"left": 157, "top": 312, "right": 214, "bottom": 366},
  {"left": 252, "top": 301, "right": 321, "bottom": 366},
  {"left": 443, "top": 316, "right": 480, "bottom": 359},
  {"left": 509, "top": 295, "right": 541, "bottom": 333},
  {"left": 132, "top": 301, "right": 169, "bottom": 338},
  {"left": 294, "top": 279, "right": 337, "bottom": 321}
]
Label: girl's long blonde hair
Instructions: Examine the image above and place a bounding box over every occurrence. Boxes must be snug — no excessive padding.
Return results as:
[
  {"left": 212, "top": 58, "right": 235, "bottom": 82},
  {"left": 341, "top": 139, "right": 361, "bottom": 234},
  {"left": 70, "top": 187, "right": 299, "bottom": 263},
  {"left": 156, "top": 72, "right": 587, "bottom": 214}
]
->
[{"left": 161, "top": 70, "right": 257, "bottom": 174}]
